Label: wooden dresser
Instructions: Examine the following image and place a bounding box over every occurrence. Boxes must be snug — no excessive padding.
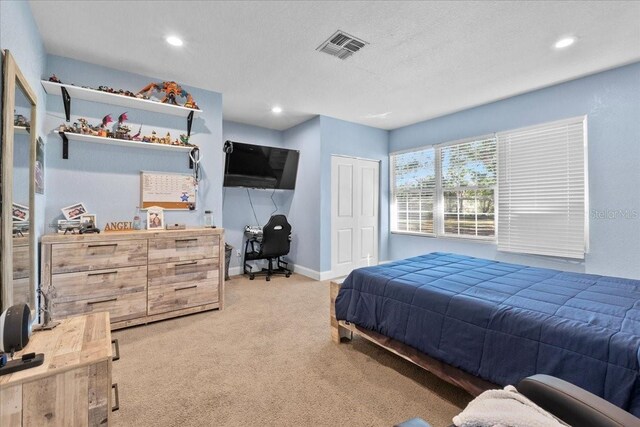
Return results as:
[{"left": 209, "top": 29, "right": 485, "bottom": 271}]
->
[
  {"left": 0, "top": 313, "right": 115, "bottom": 426},
  {"left": 13, "top": 236, "right": 31, "bottom": 303},
  {"left": 41, "top": 228, "right": 224, "bottom": 330}
]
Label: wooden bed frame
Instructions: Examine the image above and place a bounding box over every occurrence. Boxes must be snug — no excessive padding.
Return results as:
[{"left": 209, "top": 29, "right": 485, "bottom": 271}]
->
[{"left": 330, "top": 280, "right": 496, "bottom": 397}]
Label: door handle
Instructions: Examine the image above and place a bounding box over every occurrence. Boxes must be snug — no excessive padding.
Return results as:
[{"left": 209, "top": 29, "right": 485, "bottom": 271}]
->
[
  {"left": 111, "top": 338, "right": 120, "bottom": 362},
  {"left": 112, "top": 383, "right": 120, "bottom": 412},
  {"left": 87, "top": 297, "right": 118, "bottom": 305},
  {"left": 88, "top": 271, "right": 118, "bottom": 277}
]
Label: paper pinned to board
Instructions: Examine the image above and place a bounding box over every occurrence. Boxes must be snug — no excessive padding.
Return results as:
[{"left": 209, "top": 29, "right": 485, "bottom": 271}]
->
[{"left": 140, "top": 171, "right": 196, "bottom": 210}]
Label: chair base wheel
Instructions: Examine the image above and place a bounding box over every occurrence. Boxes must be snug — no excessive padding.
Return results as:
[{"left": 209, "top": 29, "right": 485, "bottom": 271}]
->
[
  {"left": 266, "top": 276, "right": 271, "bottom": 281},
  {"left": 285, "top": 273, "right": 291, "bottom": 278},
  {"left": 249, "top": 274, "right": 255, "bottom": 280}
]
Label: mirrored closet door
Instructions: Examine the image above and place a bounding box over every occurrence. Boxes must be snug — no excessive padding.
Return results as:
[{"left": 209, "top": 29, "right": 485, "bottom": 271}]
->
[{"left": 1, "top": 50, "right": 38, "bottom": 316}]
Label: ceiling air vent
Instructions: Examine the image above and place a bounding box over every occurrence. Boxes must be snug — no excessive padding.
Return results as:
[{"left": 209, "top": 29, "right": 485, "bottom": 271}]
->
[{"left": 317, "top": 30, "right": 368, "bottom": 60}]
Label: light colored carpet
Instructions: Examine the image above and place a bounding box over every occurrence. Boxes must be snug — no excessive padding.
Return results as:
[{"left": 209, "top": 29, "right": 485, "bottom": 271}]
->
[{"left": 112, "top": 274, "right": 471, "bottom": 427}]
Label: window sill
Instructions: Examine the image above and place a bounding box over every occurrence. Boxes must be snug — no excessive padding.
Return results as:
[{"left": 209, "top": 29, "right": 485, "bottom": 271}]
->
[{"left": 391, "top": 230, "right": 496, "bottom": 245}]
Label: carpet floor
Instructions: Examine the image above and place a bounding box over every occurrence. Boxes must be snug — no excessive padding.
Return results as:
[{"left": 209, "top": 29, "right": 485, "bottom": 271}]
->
[{"left": 112, "top": 274, "right": 471, "bottom": 427}]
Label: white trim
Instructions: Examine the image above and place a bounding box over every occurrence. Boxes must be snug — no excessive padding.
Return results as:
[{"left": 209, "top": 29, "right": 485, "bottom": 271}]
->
[
  {"left": 330, "top": 154, "right": 381, "bottom": 163},
  {"left": 390, "top": 133, "right": 495, "bottom": 155},
  {"left": 228, "top": 263, "right": 327, "bottom": 281},
  {"left": 228, "top": 266, "right": 243, "bottom": 276}
]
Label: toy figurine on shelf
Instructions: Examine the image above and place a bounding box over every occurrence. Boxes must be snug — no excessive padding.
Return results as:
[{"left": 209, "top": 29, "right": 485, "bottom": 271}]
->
[
  {"left": 131, "top": 125, "right": 142, "bottom": 141},
  {"left": 113, "top": 112, "right": 132, "bottom": 140},
  {"left": 14, "top": 112, "right": 30, "bottom": 128},
  {"left": 137, "top": 81, "right": 199, "bottom": 110},
  {"left": 48, "top": 74, "right": 62, "bottom": 83},
  {"left": 77, "top": 118, "right": 97, "bottom": 136},
  {"left": 98, "top": 114, "right": 112, "bottom": 137}
]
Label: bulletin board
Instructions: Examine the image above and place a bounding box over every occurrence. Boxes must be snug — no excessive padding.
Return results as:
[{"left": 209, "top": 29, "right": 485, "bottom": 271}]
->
[{"left": 140, "top": 171, "right": 196, "bottom": 210}]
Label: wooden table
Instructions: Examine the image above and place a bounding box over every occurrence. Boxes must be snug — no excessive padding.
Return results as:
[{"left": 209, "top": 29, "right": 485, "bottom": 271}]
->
[{"left": 0, "top": 312, "right": 115, "bottom": 426}]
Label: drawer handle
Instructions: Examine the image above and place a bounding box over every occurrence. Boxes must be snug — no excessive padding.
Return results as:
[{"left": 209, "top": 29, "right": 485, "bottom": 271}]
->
[
  {"left": 112, "top": 383, "right": 120, "bottom": 412},
  {"left": 175, "top": 285, "right": 197, "bottom": 292},
  {"left": 176, "top": 238, "right": 198, "bottom": 243},
  {"left": 87, "top": 297, "right": 118, "bottom": 305},
  {"left": 88, "top": 271, "right": 118, "bottom": 277},
  {"left": 112, "top": 338, "right": 120, "bottom": 362},
  {"left": 175, "top": 261, "right": 198, "bottom": 267},
  {"left": 87, "top": 243, "right": 118, "bottom": 248}
]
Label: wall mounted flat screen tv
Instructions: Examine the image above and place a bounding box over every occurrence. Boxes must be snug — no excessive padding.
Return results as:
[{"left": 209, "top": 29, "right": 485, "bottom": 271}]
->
[{"left": 223, "top": 141, "right": 300, "bottom": 190}]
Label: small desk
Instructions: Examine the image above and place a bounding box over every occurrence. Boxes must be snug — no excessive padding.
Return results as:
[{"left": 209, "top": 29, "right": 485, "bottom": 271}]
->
[{"left": 0, "top": 312, "right": 115, "bottom": 426}]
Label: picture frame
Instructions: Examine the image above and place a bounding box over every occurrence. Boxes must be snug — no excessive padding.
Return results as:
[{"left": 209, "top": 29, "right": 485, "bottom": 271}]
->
[
  {"left": 146, "top": 206, "right": 164, "bottom": 230},
  {"left": 35, "top": 136, "right": 45, "bottom": 194},
  {"left": 12, "top": 202, "right": 29, "bottom": 222},
  {"left": 61, "top": 202, "right": 88, "bottom": 220},
  {"left": 79, "top": 214, "right": 96, "bottom": 225}
]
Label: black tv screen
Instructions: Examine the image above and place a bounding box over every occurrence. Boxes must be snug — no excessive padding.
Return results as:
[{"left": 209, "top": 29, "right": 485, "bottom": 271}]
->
[{"left": 223, "top": 141, "right": 300, "bottom": 190}]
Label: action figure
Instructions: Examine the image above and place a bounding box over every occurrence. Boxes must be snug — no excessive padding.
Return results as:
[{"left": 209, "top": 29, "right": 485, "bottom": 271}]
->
[{"left": 137, "top": 81, "right": 199, "bottom": 109}]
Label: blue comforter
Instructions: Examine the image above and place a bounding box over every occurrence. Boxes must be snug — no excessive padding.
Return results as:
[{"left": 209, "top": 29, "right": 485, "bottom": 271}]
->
[{"left": 335, "top": 252, "right": 640, "bottom": 415}]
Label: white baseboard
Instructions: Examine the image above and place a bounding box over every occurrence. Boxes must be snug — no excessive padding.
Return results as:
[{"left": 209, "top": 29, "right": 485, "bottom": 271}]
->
[
  {"left": 228, "top": 266, "right": 243, "bottom": 277},
  {"left": 227, "top": 263, "right": 327, "bottom": 281},
  {"left": 228, "top": 261, "right": 391, "bottom": 281}
]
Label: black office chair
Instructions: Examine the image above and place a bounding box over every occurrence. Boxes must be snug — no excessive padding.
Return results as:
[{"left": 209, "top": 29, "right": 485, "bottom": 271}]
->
[{"left": 243, "top": 214, "right": 292, "bottom": 281}]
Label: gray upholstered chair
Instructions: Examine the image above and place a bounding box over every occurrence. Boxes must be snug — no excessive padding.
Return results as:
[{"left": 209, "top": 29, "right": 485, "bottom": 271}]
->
[{"left": 395, "top": 375, "right": 640, "bottom": 427}]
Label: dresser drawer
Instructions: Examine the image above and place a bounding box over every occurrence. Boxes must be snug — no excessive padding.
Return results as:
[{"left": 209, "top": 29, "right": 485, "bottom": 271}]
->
[
  {"left": 52, "top": 266, "right": 147, "bottom": 303},
  {"left": 148, "top": 235, "right": 219, "bottom": 264},
  {"left": 51, "top": 289, "right": 147, "bottom": 323},
  {"left": 51, "top": 240, "right": 148, "bottom": 274},
  {"left": 148, "top": 258, "right": 219, "bottom": 315},
  {"left": 13, "top": 243, "right": 30, "bottom": 279}
]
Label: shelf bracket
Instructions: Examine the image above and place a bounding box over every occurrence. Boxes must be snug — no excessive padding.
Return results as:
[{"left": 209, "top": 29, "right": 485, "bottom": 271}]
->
[
  {"left": 187, "top": 110, "right": 194, "bottom": 137},
  {"left": 61, "top": 87, "right": 71, "bottom": 122},
  {"left": 59, "top": 132, "right": 69, "bottom": 159}
]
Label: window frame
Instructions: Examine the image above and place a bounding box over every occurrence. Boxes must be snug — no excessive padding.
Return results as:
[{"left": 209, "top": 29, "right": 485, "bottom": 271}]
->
[{"left": 390, "top": 133, "right": 498, "bottom": 242}]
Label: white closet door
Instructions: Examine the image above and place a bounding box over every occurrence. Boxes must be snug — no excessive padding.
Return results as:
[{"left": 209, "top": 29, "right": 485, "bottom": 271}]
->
[{"left": 331, "top": 156, "right": 379, "bottom": 278}]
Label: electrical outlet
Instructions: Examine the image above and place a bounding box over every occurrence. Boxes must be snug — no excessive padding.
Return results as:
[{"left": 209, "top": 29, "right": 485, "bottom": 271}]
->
[{"left": 236, "top": 249, "right": 241, "bottom": 257}]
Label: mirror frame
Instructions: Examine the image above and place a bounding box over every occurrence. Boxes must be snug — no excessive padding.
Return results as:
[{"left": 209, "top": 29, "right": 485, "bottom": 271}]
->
[{"left": 1, "top": 50, "right": 38, "bottom": 314}]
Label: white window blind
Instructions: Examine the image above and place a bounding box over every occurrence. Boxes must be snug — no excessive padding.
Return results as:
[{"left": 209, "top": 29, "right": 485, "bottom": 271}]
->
[
  {"left": 440, "top": 137, "right": 497, "bottom": 238},
  {"left": 390, "top": 148, "right": 436, "bottom": 234},
  {"left": 497, "top": 117, "right": 588, "bottom": 259}
]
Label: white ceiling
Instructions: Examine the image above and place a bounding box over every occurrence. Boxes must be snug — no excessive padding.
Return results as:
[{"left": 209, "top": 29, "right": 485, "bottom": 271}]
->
[{"left": 29, "top": 1, "right": 640, "bottom": 131}]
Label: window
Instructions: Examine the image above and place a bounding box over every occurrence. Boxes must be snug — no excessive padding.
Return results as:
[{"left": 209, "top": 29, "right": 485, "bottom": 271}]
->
[
  {"left": 390, "top": 136, "right": 496, "bottom": 239},
  {"left": 496, "top": 117, "right": 588, "bottom": 259},
  {"left": 440, "top": 138, "right": 497, "bottom": 238},
  {"left": 390, "top": 148, "right": 436, "bottom": 234}
]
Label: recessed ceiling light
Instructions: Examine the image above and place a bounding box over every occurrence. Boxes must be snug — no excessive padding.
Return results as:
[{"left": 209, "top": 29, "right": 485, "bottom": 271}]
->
[
  {"left": 554, "top": 37, "right": 575, "bottom": 49},
  {"left": 271, "top": 106, "right": 283, "bottom": 114},
  {"left": 166, "top": 36, "right": 183, "bottom": 47}
]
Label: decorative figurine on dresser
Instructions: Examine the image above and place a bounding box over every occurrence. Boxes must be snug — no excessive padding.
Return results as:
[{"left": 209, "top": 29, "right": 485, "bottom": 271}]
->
[{"left": 40, "top": 228, "right": 225, "bottom": 330}]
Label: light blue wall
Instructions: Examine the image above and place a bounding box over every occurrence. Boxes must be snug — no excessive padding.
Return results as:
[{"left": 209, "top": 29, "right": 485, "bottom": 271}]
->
[
  {"left": 319, "top": 116, "right": 390, "bottom": 272},
  {"left": 43, "top": 55, "right": 223, "bottom": 232},
  {"left": 389, "top": 62, "right": 640, "bottom": 279},
  {"left": 222, "top": 120, "right": 292, "bottom": 270},
  {"left": 283, "top": 117, "right": 322, "bottom": 272},
  {"left": 1, "top": 0, "right": 48, "bottom": 292}
]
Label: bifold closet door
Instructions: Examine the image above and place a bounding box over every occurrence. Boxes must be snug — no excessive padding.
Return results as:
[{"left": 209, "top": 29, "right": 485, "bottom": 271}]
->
[{"left": 331, "top": 156, "right": 379, "bottom": 278}]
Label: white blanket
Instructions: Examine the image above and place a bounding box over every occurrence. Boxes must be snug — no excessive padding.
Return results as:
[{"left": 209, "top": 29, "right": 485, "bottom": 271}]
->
[{"left": 453, "top": 385, "right": 569, "bottom": 427}]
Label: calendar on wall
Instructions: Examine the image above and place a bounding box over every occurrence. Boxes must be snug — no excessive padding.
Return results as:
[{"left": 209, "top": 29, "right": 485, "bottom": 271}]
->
[{"left": 140, "top": 171, "right": 196, "bottom": 210}]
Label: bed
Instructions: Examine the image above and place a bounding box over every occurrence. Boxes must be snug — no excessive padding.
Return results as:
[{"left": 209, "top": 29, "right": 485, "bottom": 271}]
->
[{"left": 332, "top": 252, "right": 640, "bottom": 416}]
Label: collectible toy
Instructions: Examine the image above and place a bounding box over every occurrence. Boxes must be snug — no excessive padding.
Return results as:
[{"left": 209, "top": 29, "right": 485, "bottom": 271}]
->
[{"left": 137, "top": 81, "right": 199, "bottom": 109}]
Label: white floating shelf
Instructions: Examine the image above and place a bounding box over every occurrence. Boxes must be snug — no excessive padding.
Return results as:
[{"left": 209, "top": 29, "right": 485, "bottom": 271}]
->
[
  {"left": 41, "top": 80, "right": 202, "bottom": 118},
  {"left": 14, "top": 126, "right": 30, "bottom": 135},
  {"left": 59, "top": 132, "right": 195, "bottom": 152}
]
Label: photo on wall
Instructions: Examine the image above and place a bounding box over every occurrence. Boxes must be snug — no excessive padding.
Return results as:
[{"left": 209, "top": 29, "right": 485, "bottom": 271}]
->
[{"left": 35, "top": 136, "right": 45, "bottom": 194}]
